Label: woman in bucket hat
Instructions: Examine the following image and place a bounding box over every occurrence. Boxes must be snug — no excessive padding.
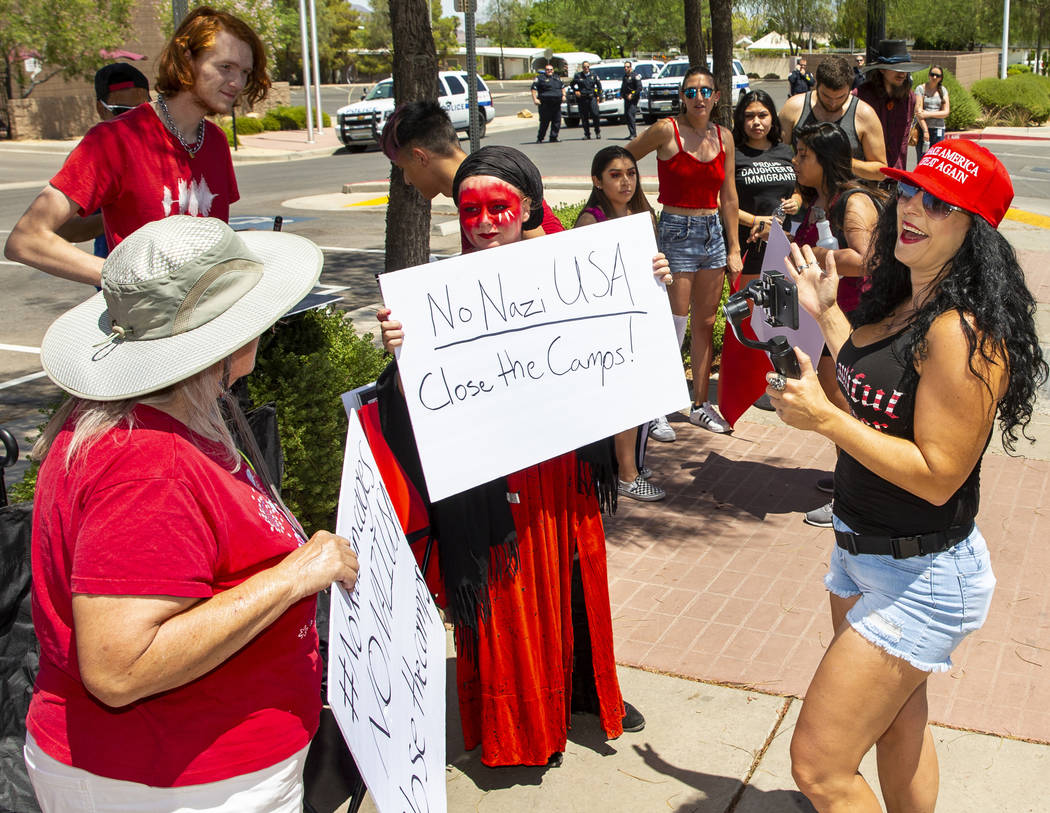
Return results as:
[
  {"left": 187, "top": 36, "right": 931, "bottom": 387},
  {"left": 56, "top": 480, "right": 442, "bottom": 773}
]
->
[
  {"left": 766, "top": 140, "right": 1046, "bottom": 810},
  {"left": 23, "top": 216, "right": 360, "bottom": 812}
]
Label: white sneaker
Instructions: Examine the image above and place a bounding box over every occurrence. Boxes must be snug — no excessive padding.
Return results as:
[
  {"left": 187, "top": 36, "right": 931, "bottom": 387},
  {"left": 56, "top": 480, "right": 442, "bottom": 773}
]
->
[
  {"left": 648, "top": 416, "right": 676, "bottom": 442},
  {"left": 689, "top": 401, "right": 732, "bottom": 434}
]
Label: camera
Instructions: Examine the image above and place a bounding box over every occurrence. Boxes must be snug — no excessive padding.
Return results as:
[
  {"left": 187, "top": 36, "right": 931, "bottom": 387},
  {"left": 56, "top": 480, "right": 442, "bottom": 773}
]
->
[{"left": 722, "top": 272, "right": 802, "bottom": 379}]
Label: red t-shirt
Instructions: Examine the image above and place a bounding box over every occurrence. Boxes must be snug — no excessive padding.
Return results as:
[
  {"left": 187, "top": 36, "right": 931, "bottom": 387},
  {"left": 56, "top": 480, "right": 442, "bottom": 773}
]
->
[
  {"left": 460, "top": 198, "right": 565, "bottom": 253},
  {"left": 28, "top": 406, "right": 320, "bottom": 787},
  {"left": 50, "top": 103, "right": 239, "bottom": 250}
]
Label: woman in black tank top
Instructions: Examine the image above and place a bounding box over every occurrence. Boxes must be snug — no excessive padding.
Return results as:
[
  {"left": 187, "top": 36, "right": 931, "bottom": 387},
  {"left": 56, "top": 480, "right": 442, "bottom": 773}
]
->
[{"left": 763, "top": 142, "right": 1046, "bottom": 810}]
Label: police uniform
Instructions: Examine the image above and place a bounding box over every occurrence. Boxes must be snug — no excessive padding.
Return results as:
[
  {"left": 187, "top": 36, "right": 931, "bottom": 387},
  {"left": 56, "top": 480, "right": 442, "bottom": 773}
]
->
[
  {"left": 620, "top": 70, "right": 643, "bottom": 138},
  {"left": 570, "top": 69, "right": 603, "bottom": 138},
  {"left": 531, "top": 72, "right": 565, "bottom": 142}
]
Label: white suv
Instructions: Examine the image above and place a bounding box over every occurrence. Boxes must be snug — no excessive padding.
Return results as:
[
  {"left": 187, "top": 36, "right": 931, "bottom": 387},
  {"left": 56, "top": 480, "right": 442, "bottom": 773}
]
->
[
  {"left": 640, "top": 57, "right": 750, "bottom": 123},
  {"left": 561, "top": 60, "right": 663, "bottom": 127},
  {"left": 335, "top": 71, "right": 495, "bottom": 150}
]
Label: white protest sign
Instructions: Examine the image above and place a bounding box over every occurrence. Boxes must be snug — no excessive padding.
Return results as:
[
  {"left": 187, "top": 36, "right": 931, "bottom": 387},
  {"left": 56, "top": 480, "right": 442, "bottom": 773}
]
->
[
  {"left": 752, "top": 219, "right": 826, "bottom": 365},
  {"left": 328, "top": 411, "right": 446, "bottom": 813},
  {"left": 378, "top": 212, "right": 689, "bottom": 501}
]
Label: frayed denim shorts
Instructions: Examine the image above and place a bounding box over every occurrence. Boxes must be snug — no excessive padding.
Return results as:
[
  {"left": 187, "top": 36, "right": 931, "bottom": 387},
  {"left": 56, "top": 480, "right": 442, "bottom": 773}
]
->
[
  {"left": 825, "top": 516, "right": 996, "bottom": 673},
  {"left": 657, "top": 212, "right": 727, "bottom": 274}
]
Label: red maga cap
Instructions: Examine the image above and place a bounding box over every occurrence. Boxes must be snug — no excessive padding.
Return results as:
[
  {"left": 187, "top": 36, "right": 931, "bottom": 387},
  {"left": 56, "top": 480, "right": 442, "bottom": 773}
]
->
[{"left": 881, "top": 138, "right": 1014, "bottom": 227}]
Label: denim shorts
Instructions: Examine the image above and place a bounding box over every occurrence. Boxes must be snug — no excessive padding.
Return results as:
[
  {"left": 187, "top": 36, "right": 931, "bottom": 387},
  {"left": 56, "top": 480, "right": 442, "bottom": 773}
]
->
[
  {"left": 657, "top": 212, "right": 727, "bottom": 273},
  {"left": 825, "top": 516, "right": 996, "bottom": 672}
]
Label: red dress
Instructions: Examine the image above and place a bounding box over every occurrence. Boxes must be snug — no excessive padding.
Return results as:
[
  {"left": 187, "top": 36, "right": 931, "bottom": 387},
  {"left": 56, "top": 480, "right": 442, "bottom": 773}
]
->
[{"left": 360, "top": 405, "right": 624, "bottom": 766}]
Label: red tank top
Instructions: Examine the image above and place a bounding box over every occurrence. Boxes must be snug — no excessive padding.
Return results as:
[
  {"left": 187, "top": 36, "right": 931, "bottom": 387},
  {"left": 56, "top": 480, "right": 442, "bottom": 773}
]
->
[{"left": 657, "top": 118, "right": 726, "bottom": 209}]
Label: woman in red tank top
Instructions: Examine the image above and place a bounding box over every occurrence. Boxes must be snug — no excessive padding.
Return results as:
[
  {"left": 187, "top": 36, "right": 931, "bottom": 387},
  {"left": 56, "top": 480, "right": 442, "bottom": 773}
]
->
[{"left": 628, "top": 65, "right": 742, "bottom": 435}]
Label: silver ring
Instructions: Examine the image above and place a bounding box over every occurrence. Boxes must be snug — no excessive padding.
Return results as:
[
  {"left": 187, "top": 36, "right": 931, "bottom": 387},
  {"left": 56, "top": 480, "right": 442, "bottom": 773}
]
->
[
  {"left": 797, "top": 262, "right": 810, "bottom": 270},
  {"left": 769, "top": 374, "right": 787, "bottom": 392}
]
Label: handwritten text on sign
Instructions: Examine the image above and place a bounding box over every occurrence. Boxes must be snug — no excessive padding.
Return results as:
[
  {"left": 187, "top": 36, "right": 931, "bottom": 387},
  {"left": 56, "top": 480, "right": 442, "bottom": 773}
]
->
[
  {"left": 329, "top": 412, "right": 446, "bottom": 813},
  {"left": 378, "top": 212, "right": 689, "bottom": 501}
]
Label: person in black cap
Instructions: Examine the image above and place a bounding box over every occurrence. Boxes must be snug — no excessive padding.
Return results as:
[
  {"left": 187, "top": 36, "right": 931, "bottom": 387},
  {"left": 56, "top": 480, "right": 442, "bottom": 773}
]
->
[
  {"left": 93, "top": 63, "right": 150, "bottom": 121},
  {"left": 857, "top": 40, "right": 926, "bottom": 171},
  {"left": 56, "top": 64, "right": 152, "bottom": 259}
]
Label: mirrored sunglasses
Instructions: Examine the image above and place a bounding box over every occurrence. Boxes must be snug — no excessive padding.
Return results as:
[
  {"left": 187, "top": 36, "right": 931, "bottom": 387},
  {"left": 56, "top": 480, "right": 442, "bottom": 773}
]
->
[
  {"left": 99, "top": 100, "right": 137, "bottom": 116},
  {"left": 683, "top": 87, "right": 714, "bottom": 99},
  {"left": 896, "top": 181, "right": 963, "bottom": 220}
]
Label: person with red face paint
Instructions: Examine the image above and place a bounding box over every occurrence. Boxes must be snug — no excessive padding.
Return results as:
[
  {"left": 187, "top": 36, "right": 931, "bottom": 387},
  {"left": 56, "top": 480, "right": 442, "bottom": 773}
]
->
[
  {"left": 628, "top": 65, "right": 741, "bottom": 438},
  {"left": 765, "top": 140, "right": 1045, "bottom": 813},
  {"left": 5, "top": 6, "right": 269, "bottom": 287},
  {"left": 375, "top": 146, "right": 673, "bottom": 768}
]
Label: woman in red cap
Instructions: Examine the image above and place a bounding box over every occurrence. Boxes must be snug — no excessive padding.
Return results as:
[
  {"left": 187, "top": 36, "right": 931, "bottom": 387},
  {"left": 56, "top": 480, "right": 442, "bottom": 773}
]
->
[{"left": 765, "top": 139, "right": 1047, "bottom": 811}]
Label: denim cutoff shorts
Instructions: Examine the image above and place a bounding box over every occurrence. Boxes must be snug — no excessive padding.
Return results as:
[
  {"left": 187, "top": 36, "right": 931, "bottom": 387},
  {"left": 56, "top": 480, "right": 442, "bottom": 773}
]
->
[
  {"left": 825, "top": 516, "right": 996, "bottom": 672},
  {"left": 657, "top": 212, "right": 727, "bottom": 273}
]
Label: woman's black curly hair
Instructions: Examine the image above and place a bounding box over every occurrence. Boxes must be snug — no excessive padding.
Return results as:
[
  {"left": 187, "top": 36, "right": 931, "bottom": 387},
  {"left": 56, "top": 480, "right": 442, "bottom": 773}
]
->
[{"left": 853, "top": 195, "right": 1048, "bottom": 452}]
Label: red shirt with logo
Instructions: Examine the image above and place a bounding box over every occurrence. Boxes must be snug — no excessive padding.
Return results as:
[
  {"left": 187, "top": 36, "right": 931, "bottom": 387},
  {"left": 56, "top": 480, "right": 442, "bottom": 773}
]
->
[
  {"left": 51, "top": 103, "right": 239, "bottom": 250},
  {"left": 28, "top": 406, "right": 319, "bottom": 786}
]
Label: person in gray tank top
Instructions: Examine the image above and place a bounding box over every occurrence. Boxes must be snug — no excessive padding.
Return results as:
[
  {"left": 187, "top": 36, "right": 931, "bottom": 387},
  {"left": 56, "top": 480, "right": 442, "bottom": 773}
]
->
[
  {"left": 914, "top": 64, "right": 950, "bottom": 160},
  {"left": 779, "top": 55, "right": 887, "bottom": 182}
]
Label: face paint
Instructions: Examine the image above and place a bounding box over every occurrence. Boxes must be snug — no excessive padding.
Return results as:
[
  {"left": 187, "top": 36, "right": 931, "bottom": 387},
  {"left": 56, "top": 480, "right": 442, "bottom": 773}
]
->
[{"left": 458, "top": 176, "right": 525, "bottom": 250}]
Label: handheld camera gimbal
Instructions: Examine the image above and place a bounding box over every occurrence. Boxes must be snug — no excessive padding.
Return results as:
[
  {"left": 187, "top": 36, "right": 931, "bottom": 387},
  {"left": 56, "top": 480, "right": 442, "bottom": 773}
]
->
[{"left": 721, "top": 272, "right": 802, "bottom": 379}]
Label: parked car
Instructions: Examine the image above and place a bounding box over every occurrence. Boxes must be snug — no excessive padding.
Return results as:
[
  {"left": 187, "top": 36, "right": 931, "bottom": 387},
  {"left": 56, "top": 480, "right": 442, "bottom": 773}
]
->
[
  {"left": 561, "top": 60, "right": 663, "bottom": 127},
  {"left": 639, "top": 57, "right": 750, "bottom": 123},
  {"left": 335, "top": 71, "right": 495, "bottom": 150}
]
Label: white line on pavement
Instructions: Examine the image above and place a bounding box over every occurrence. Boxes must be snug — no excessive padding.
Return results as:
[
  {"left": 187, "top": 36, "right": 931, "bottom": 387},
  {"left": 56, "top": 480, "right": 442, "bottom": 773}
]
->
[
  {"left": 0, "top": 370, "right": 47, "bottom": 390},
  {"left": 0, "top": 344, "right": 40, "bottom": 354},
  {"left": 0, "top": 180, "right": 49, "bottom": 191}
]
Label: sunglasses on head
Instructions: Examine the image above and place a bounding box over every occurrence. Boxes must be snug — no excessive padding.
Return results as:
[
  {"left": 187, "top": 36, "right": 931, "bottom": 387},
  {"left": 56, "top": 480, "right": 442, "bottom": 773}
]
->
[
  {"left": 896, "top": 181, "right": 963, "bottom": 220},
  {"left": 99, "top": 100, "right": 137, "bottom": 115},
  {"left": 683, "top": 87, "right": 714, "bottom": 99}
]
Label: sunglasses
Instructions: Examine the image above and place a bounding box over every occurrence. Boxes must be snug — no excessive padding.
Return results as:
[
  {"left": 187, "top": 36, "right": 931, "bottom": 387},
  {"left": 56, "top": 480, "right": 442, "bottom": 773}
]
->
[
  {"left": 929, "top": 72, "right": 942, "bottom": 78},
  {"left": 99, "top": 100, "right": 137, "bottom": 115},
  {"left": 683, "top": 86, "right": 714, "bottom": 99},
  {"left": 896, "top": 181, "right": 963, "bottom": 220}
]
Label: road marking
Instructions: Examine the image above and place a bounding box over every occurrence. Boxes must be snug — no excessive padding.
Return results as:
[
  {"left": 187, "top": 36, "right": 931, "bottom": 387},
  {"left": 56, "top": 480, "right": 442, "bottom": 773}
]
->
[
  {"left": 0, "top": 260, "right": 26, "bottom": 267},
  {"left": 0, "top": 344, "right": 40, "bottom": 354},
  {"left": 344, "top": 196, "right": 389, "bottom": 207},
  {"left": 0, "top": 370, "right": 47, "bottom": 391},
  {"left": 1005, "top": 209, "right": 1050, "bottom": 229},
  {"left": 0, "top": 180, "right": 49, "bottom": 191}
]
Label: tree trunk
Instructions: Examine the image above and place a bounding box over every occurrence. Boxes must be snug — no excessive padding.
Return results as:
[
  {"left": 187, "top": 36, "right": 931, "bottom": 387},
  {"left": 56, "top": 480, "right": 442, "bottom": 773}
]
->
[
  {"left": 385, "top": 0, "right": 440, "bottom": 273},
  {"left": 684, "top": 0, "right": 706, "bottom": 66},
  {"left": 708, "top": 0, "right": 734, "bottom": 128}
]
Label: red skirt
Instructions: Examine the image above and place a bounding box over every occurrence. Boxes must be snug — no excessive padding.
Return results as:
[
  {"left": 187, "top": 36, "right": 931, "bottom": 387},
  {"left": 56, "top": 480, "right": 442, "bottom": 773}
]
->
[{"left": 455, "top": 452, "right": 624, "bottom": 766}]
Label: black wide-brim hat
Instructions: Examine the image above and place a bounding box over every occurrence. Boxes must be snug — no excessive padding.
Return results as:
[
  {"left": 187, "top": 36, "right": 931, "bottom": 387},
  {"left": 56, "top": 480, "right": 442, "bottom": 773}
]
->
[{"left": 861, "top": 39, "right": 926, "bottom": 73}]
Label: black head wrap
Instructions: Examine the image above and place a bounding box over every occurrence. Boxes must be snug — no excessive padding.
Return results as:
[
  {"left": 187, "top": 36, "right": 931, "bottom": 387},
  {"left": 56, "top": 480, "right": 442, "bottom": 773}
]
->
[{"left": 452, "top": 146, "right": 545, "bottom": 231}]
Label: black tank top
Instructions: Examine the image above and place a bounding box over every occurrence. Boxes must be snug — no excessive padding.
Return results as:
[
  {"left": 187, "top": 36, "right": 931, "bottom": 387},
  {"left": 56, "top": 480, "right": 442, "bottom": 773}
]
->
[
  {"left": 834, "top": 325, "right": 982, "bottom": 536},
  {"left": 799, "top": 92, "right": 864, "bottom": 160}
]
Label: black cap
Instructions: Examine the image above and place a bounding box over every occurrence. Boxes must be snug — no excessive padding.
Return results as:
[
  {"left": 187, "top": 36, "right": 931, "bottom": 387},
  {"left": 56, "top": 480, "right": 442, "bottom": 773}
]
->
[{"left": 94, "top": 63, "right": 149, "bottom": 101}]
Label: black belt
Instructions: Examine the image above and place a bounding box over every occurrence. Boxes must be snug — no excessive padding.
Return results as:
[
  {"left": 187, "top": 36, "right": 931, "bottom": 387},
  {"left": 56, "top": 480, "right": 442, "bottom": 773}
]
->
[{"left": 834, "top": 523, "right": 973, "bottom": 559}]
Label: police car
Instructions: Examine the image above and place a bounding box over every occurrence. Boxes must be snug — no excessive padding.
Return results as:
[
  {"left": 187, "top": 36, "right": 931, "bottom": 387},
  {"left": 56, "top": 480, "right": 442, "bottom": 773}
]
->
[
  {"left": 561, "top": 60, "right": 663, "bottom": 127},
  {"left": 335, "top": 71, "right": 495, "bottom": 150},
  {"left": 639, "top": 57, "right": 750, "bottom": 123}
]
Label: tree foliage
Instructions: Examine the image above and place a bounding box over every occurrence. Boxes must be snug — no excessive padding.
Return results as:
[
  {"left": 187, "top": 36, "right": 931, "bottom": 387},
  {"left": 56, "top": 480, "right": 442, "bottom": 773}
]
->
[
  {"left": 888, "top": 0, "right": 979, "bottom": 50},
  {"left": 759, "top": 0, "right": 833, "bottom": 54},
  {"left": 1, "top": 0, "right": 134, "bottom": 99}
]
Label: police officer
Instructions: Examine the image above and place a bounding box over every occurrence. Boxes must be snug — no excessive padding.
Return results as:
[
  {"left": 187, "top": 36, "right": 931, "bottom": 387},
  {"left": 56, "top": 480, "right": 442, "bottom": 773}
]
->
[
  {"left": 570, "top": 61, "right": 602, "bottom": 139},
  {"left": 788, "top": 57, "right": 814, "bottom": 96},
  {"left": 530, "top": 63, "right": 566, "bottom": 143},
  {"left": 620, "top": 61, "right": 643, "bottom": 139}
]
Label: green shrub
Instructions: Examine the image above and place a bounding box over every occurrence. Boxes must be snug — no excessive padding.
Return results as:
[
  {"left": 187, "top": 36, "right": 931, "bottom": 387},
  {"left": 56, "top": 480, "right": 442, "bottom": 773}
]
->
[
  {"left": 482, "top": 73, "right": 497, "bottom": 81},
  {"left": 914, "top": 68, "right": 981, "bottom": 130},
  {"left": 233, "top": 115, "right": 265, "bottom": 135},
  {"left": 552, "top": 200, "right": 585, "bottom": 229},
  {"left": 511, "top": 72, "right": 537, "bottom": 80},
  {"left": 246, "top": 308, "right": 389, "bottom": 534},
  {"left": 970, "top": 74, "right": 1050, "bottom": 125},
  {"left": 263, "top": 106, "right": 332, "bottom": 131},
  {"left": 1008, "top": 63, "right": 1032, "bottom": 75},
  {"left": 762, "top": 72, "right": 780, "bottom": 81},
  {"left": 219, "top": 123, "right": 239, "bottom": 147}
]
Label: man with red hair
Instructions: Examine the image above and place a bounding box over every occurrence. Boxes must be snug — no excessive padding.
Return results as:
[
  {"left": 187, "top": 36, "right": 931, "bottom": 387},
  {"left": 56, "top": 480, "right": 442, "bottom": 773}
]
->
[{"left": 5, "top": 6, "right": 269, "bottom": 287}]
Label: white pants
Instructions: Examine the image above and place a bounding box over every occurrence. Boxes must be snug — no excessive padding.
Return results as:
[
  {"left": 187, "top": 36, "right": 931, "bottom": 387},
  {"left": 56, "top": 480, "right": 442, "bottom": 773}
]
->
[{"left": 24, "top": 733, "right": 308, "bottom": 813}]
